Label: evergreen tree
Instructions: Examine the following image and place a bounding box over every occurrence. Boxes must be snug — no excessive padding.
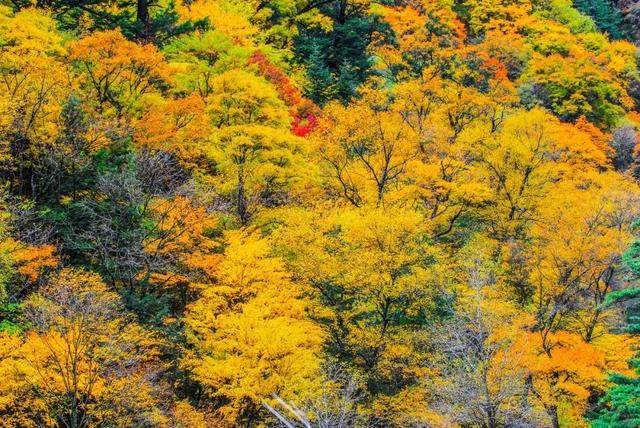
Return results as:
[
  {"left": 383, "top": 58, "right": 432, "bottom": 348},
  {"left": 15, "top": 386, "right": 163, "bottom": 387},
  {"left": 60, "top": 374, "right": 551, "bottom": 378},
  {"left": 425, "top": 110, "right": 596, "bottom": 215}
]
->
[
  {"left": 294, "top": 2, "right": 389, "bottom": 104},
  {"left": 591, "top": 239, "right": 640, "bottom": 427},
  {"left": 573, "top": 0, "right": 630, "bottom": 40},
  {"left": 304, "top": 43, "right": 337, "bottom": 105},
  {"left": 7, "top": 0, "right": 207, "bottom": 44}
]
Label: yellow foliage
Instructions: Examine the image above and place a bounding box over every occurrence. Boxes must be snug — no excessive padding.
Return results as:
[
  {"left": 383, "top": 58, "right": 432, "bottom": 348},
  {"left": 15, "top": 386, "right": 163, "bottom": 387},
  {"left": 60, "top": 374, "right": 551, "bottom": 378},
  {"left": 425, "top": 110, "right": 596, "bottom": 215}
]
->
[
  {"left": 0, "top": 269, "right": 169, "bottom": 426},
  {"left": 183, "top": 230, "right": 323, "bottom": 426}
]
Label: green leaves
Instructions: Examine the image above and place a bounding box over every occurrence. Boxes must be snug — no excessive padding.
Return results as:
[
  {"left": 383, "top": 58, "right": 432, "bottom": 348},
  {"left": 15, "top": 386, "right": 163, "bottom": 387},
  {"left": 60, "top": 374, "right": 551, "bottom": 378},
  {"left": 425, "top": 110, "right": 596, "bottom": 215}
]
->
[{"left": 573, "top": 0, "right": 630, "bottom": 40}]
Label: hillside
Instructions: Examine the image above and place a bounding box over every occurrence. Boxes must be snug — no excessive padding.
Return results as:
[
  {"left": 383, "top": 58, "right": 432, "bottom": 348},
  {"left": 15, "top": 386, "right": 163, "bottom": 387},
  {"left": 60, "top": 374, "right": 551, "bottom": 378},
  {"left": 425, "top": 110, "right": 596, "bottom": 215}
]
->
[{"left": 0, "top": 0, "right": 640, "bottom": 426}]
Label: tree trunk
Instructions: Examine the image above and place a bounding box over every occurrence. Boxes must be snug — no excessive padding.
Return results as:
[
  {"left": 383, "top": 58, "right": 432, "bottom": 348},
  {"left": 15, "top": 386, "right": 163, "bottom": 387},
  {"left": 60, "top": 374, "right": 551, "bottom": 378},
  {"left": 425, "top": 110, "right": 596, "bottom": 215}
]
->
[
  {"left": 137, "top": 0, "right": 151, "bottom": 41},
  {"left": 237, "top": 166, "right": 249, "bottom": 225},
  {"left": 548, "top": 405, "right": 560, "bottom": 428}
]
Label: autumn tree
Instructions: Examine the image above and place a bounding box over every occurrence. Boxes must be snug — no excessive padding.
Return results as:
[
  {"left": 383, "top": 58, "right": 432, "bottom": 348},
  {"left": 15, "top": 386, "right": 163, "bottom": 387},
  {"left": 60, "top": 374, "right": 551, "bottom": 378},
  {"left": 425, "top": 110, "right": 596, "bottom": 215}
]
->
[
  {"left": 183, "top": 230, "right": 323, "bottom": 426},
  {"left": 272, "top": 206, "right": 444, "bottom": 425},
  {"left": 0, "top": 268, "right": 176, "bottom": 427},
  {"left": 313, "top": 88, "right": 418, "bottom": 207},
  {"left": 69, "top": 29, "right": 170, "bottom": 117},
  {"left": 205, "top": 69, "right": 313, "bottom": 224},
  {"left": 0, "top": 6, "right": 70, "bottom": 198}
]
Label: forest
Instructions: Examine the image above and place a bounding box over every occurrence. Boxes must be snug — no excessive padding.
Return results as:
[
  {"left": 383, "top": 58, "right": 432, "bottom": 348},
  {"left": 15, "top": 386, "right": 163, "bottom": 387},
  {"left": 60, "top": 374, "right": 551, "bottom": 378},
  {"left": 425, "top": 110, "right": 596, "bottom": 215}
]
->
[{"left": 1, "top": 0, "right": 640, "bottom": 426}]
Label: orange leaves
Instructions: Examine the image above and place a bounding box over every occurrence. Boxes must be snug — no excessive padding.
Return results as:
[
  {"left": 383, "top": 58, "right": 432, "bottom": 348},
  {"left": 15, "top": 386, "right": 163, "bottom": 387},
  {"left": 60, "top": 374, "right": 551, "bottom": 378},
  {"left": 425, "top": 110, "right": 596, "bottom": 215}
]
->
[
  {"left": 69, "top": 29, "right": 170, "bottom": 115},
  {"left": 136, "top": 95, "right": 207, "bottom": 147},
  {"left": 145, "top": 196, "right": 220, "bottom": 294},
  {"left": 0, "top": 235, "right": 58, "bottom": 285},
  {"left": 374, "top": 2, "right": 465, "bottom": 76},
  {"left": 574, "top": 116, "right": 615, "bottom": 161},
  {"left": 523, "top": 330, "right": 612, "bottom": 420},
  {"left": 69, "top": 29, "right": 168, "bottom": 78},
  {"left": 528, "top": 331, "right": 607, "bottom": 379},
  {"left": 147, "top": 197, "right": 218, "bottom": 252},
  {"left": 11, "top": 244, "right": 57, "bottom": 283},
  {"left": 134, "top": 95, "right": 210, "bottom": 167}
]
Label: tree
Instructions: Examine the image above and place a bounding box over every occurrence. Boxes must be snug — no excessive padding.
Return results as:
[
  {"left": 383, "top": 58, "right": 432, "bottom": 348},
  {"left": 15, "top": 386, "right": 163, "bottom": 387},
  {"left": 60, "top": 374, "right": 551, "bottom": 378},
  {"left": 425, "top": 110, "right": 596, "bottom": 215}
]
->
[
  {"left": 68, "top": 29, "right": 170, "bottom": 116},
  {"left": 590, "top": 235, "right": 640, "bottom": 427},
  {"left": 164, "top": 30, "right": 250, "bottom": 99},
  {"left": 273, "top": 206, "right": 443, "bottom": 425},
  {"left": 518, "top": 174, "right": 640, "bottom": 426},
  {"left": 430, "top": 241, "right": 545, "bottom": 427},
  {"left": 313, "top": 88, "right": 418, "bottom": 207},
  {"left": 0, "top": 268, "right": 172, "bottom": 427},
  {"left": 574, "top": 0, "right": 630, "bottom": 39},
  {"left": 8, "top": 0, "right": 207, "bottom": 43},
  {"left": 0, "top": 6, "right": 70, "bottom": 198},
  {"left": 294, "top": 0, "right": 386, "bottom": 104},
  {"left": 183, "top": 230, "right": 323, "bottom": 426},
  {"left": 373, "top": 1, "right": 465, "bottom": 80},
  {"left": 472, "top": 108, "right": 610, "bottom": 239},
  {"left": 206, "top": 69, "right": 313, "bottom": 224}
]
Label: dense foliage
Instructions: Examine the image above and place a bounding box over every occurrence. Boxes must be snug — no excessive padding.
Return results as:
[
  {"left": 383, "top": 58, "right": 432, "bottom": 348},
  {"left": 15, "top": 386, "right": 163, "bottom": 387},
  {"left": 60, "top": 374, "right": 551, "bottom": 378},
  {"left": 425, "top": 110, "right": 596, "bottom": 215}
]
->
[{"left": 0, "top": 0, "right": 640, "bottom": 426}]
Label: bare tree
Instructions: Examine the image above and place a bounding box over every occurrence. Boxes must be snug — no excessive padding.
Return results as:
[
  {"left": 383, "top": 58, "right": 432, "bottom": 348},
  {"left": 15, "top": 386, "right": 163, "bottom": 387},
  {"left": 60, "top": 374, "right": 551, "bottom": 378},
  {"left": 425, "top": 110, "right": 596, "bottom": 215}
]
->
[
  {"left": 265, "top": 366, "right": 367, "bottom": 428},
  {"left": 430, "top": 260, "right": 547, "bottom": 428},
  {"left": 610, "top": 126, "right": 638, "bottom": 171}
]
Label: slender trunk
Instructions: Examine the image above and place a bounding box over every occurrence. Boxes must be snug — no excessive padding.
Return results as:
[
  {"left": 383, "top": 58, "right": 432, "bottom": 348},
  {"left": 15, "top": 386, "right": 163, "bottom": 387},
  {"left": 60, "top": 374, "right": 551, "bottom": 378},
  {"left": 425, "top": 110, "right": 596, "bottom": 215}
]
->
[
  {"left": 237, "top": 165, "right": 249, "bottom": 225},
  {"left": 548, "top": 405, "right": 560, "bottom": 428},
  {"left": 137, "top": 0, "right": 151, "bottom": 41}
]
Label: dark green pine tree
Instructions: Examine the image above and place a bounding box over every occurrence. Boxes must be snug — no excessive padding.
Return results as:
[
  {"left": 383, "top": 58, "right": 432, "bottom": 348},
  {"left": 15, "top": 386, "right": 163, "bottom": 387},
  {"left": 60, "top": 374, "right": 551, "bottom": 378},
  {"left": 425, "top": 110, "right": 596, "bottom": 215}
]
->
[
  {"left": 7, "top": 0, "right": 207, "bottom": 45},
  {"left": 573, "top": 0, "right": 630, "bottom": 40},
  {"left": 295, "top": 2, "right": 391, "bottom": 105},
  {"left": 591, "top": 239, "right": 640, "bottom": 427},
  {"left": 337, "top": 61, "right": 360, "bottom": 103},
  {"left": 304, "top": 43, "right": 338, "bottom": 105}
]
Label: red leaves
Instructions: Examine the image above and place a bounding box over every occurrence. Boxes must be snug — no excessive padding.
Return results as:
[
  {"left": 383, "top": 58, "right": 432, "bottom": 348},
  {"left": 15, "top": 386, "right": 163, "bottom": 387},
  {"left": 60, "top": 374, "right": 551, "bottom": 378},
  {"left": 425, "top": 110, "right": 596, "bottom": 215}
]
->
[
  {"left": 248, "top": 50, "right": 320, "bottom": 136},
  {"left": 249, "top": 50, "right": 302, "bottom": 106},
  {"left": 291, "top": 112, "right": 317, "bottom": 137}
]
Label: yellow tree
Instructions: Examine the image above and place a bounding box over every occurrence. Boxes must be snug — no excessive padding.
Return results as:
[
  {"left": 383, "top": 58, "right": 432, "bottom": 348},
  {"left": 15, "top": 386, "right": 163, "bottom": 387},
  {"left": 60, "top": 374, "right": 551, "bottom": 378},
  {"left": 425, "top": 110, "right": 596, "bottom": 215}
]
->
[
  {"left": 314, "top": 87, "right": 418, "bottom": 207},
  {"left": 272, "top": 206, "right": 442, "bottom": 425},
  {"left": 183, "top": 230, "right": 323, "bottom": 426},
  {"left": 391, "top": 74, "right": 493, "bottom": 236},
  {"left": 206, "top": 69, "right": 313, "bottom": 223},
  {"left": 455, "top": 0, "right": 533, "bottom": 37},
  {"left": 531, "top": 174, "right": 639, "bottom": 342},
  {"left": 469, "top": 108, "right": 610, "bottom": 239},
  {"left": 0, "top": 7, "right": 70, "bottom": 196},
  {"left": 0, "top": 268, "right": 174, "bottom": 427}
]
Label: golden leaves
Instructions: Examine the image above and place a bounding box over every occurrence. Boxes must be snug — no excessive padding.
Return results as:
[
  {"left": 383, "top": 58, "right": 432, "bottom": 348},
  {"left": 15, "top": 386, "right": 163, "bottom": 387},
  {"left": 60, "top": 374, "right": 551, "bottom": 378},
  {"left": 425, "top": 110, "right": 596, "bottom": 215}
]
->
[{"left": 183, "top": 230, "right": 323, "bottom": 426}]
